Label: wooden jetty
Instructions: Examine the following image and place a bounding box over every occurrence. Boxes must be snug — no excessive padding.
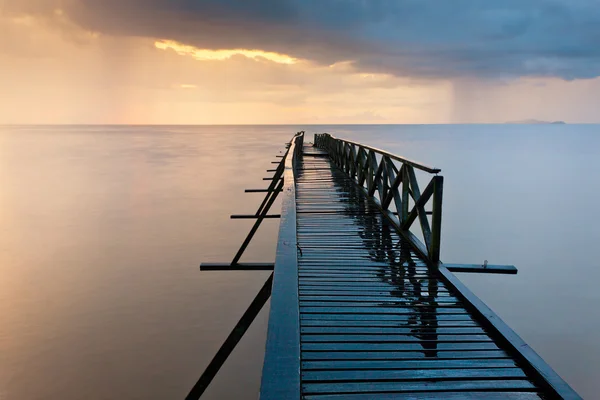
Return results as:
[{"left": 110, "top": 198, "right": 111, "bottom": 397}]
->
[{"left": 189, "top": 132, "right": 581, "bottom": 399}]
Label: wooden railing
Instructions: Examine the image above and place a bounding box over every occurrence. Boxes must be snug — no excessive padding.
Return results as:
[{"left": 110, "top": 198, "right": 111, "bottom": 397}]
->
[
  {"left": 314, "top": 133, "right": 444, "bottom": 263},
  {"left": 291, "top": 131, "right": 304, "bottom": 169}
]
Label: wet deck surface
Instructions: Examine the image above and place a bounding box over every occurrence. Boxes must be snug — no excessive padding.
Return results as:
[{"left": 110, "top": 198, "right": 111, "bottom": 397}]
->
[{"left": 296, "top": 146, "right": 546, "bottom": 399}]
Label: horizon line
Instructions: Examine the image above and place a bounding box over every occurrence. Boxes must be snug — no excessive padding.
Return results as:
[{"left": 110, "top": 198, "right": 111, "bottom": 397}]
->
[{"left": 3, "top": 122, "right": 598, "bottom": 127}]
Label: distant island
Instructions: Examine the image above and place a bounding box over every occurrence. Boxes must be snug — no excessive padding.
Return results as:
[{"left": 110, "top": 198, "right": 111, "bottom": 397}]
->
[{"left": 505, "top": 119, "right": 566, "bottom": 124}]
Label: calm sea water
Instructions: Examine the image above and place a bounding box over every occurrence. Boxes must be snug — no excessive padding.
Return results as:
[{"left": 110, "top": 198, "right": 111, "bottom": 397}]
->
[{"left": 0, "top": 125, "right": 598, "bottom": 399}]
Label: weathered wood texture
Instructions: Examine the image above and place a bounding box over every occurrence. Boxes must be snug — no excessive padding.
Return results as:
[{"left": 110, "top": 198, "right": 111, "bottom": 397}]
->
[{"left": 292, "top": 145, "right": 580, "bottom": 399}]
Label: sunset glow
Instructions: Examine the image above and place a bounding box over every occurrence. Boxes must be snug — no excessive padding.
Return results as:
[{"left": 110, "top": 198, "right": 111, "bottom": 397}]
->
[
  {"left": 2, "top": 1, "right": 600, "bottom": 124},
  {"left": 154, "top": 40, "right": 298, "bottom": 65}
]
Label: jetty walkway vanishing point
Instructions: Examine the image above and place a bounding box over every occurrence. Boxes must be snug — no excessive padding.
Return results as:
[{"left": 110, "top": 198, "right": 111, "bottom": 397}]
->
[{"left": 190, "top": 132, "right": 581, "bottom": 399}]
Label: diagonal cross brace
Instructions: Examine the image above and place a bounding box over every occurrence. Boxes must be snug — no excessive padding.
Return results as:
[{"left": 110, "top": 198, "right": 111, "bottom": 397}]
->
[{"left": 185, "top": 274, "right": 273, "bottom": 400}]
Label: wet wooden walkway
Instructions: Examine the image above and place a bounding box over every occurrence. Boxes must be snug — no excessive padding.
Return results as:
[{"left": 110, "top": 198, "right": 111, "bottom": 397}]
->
[
  {"left": 295, "top": 146, "right": 546, "bottom": 398},
  {"left": 193, "top": 132, "right": 581, "bottom": 400}
]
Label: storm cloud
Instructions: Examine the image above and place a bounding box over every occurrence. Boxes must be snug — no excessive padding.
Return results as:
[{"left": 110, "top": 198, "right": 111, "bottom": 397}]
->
[{"left": 5, "top": 0, "right": 600, "bottom": 79}]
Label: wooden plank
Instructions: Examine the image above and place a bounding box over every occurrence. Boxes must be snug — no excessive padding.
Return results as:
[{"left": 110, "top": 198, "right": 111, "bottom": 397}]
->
[
  {"left": 245, "top": 188, "right": 282, "bottom": 193},
  {"left": 301, "top": 320, "right": 479, "bottom": 328},
  {"left": 302, "top": 359, "right": 517, "bottom": 370},
  {"left": 298, "top": 266, "right": 431, "bottom": 272},
  {"left": 301, "top": 327, "right": 486, "bottom": 335},
  {"left": 302, "top": 342, "right": 500, "bottom": 351},
  {"left": 302, "top": 367, "right": 527, "bottom": 381},
  {"left": 445, "top": 263, "right": 518, "bottom": 274},
  {"left": 298, "top": 277, "right": 442, "bottom": 283},
  {"left": 300, "top": 314, "right": 474, "bottom": 322},
  {"left": 300, "top": 304, "right": 466, "bottom": 312},
  {"left": 299, "top": 289, "right": 451, "bottom": 296},
  {"left": 200, "top": 262, "right": 274, "bottom": 271},
  {"left": 301, "top": 350, "right": 511, "bottom": 361},
  {"left": 298, "top": 285, "right": 447, "bottom": 292},
  {"left": 302, "top": 379, "right": 536, "bottom": 394},
  {"left": 301, "top": 334, "right": 492, "bottom": 343},
  {"left": 299, "top": 302, "right": 463, "bottom": 308},
  {"left": 259, "top": 134, "right": 301, "bottom": 400},
  {"left": 303, "top": 392, "right": 543, "bottom": 400},
  {"left": 299, "top": 262, "right": 430, "bottom": 267},
  {"left": 230, "top": 214, "right": 281, "bottom": 219},
  {"left": 297, "top": 272, "right": 436, "bottom": 279},
  {"left": 297, "top": 265, "right": 429, "bottom": 271},
  {"left": 298, "top": 296, "right": 459, "bottom": 303}
]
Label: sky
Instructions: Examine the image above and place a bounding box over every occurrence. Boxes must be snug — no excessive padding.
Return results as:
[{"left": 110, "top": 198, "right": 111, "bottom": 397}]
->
[{"left": 1, "top": 0, "right": 600, "bottom": 124}]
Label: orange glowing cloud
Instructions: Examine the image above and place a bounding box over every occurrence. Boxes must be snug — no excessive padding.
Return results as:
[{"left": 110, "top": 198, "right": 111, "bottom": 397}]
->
[{"left": 154, "top": 40, "right": 297, "bottom": 64}]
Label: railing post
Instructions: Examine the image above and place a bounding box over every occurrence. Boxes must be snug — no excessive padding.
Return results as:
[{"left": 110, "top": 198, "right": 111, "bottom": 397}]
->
[
  {"left": 430, "top": 175, "right": 444, "bottom": 263},
  {"left": 401, "top": 166, "right": 410, "bottom": 225}
]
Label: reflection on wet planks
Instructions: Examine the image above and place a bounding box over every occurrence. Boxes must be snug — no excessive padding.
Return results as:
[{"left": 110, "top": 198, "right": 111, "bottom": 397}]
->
[{"left": 296, "top": 147, "right": 546, "bottom": 399}]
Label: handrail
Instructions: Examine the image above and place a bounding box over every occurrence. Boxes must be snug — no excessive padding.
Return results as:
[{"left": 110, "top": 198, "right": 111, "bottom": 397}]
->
[
  {"left": 314, "top": 133, "right": 443, "bottom": 263},
  {"left": 316, "top": 133, "right": 440, "bottom": 174},
  {"left": 259, "top": 131, "right": 303, "bottom": 400}
]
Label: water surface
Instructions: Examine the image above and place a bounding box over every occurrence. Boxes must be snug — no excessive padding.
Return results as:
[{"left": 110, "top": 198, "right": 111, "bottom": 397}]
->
[{"left": 0, "top": 125, "right": 597, "bottom": 399}]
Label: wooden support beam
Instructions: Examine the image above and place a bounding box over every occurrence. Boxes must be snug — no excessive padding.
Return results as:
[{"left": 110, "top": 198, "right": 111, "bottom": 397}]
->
[
  {"left": 256, "top": 166, "right": 285, "bottom": 215},
  {"left": 200, "top": 263, "right": 274, "bottom": 271},
  {"left": 401, "top": 178, "right": 435, "bottom": 231},
  {"left": 231, "top": 214, "right": 281, "bottom": 219},
  {"left": 445, "top": 263, "right": 517, "bottom": 274},
  {"left": 437, "top": 265, "right": 581, "bottom": 399},
  {"left": 245, "top": 189, "right": 282, "bottom": 193},
  {"left": 185, "top": 274, "right": 273, "bottom": 400},
  {"left": 232, "top": 168, "right": 285, "bottom": 265},
  {"left": 381, "top": 160, "right": 403, "bottom": 210}
]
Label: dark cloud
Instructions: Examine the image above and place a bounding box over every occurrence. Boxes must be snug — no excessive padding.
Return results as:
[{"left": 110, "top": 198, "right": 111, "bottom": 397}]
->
[{"left": 6, "top": 0, "right": 600, "bottom": 79}]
